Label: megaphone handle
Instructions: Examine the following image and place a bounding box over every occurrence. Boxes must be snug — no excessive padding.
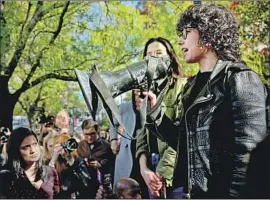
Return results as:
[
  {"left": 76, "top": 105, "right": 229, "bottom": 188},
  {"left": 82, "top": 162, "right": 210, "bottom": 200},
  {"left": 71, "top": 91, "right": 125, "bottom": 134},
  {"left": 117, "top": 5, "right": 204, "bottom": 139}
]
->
[{"left": 139, "top": 82, "right": 148, "bottom": 99}]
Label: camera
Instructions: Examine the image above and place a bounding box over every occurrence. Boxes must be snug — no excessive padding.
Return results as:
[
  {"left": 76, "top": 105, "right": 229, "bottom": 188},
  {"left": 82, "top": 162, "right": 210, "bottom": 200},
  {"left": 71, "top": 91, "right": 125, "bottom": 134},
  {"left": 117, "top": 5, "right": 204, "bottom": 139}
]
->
[
  {"left": 0, "top": 127, "right": 9, "bottom": 143},
  {"left": 62, "top": 138, "right": 78, "bottom": 153},
  {"left": 31, "top": 106, "right": 55, "bottom": 127},
  {"left": 38, "top": 114, "right": 55, "bottom": 127}
]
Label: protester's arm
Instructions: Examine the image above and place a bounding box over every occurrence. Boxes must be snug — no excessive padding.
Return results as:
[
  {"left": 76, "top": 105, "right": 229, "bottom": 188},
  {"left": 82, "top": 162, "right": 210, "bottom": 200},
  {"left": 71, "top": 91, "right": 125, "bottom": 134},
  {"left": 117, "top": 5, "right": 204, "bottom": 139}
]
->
[
  {"left": 146, "top": 102, "right": 179, "bottom": 150},
  {"left": 134, "top": 90, "right": 179, "bottom": 150},
  {"left": 228, "top": 70, "right": 267, "bottom": 198},
  {"left": 156, "top": 144, "right": 177, "bottom": 184},
  {"left": 135, "top": 128, "right": 149, "bottom": 161},
  {"left": 139, "top": 153, "right": 163, "bottom": 197},
  {"left": 52, "top": 167, "right": 60, "bottom": 195}
]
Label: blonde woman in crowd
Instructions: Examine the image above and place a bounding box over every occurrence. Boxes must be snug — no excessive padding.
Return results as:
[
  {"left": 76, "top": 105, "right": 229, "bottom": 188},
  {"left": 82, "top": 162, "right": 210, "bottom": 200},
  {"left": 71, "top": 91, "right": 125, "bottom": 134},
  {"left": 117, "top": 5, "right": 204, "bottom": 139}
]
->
[
  {"left": 43, "top": 131, "right": 57, "bottom": 165},
  {"left": 55, "top": 110, "right": 70, "bottom": 134}
]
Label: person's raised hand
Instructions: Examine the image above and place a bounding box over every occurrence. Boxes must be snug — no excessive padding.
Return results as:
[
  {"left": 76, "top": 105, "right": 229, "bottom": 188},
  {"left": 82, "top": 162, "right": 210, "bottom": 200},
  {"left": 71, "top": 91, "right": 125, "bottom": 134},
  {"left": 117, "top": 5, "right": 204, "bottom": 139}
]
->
[
  {"left": 88, "top": 160, "right": 101, "bottom": 168},
  {"left": 96, "top": 185, "right": 115, "bottom": 199},
  {"left": 133, "top": 89, "right": 157, "bottom": 111},
  {"left": 110, "top": 139, "right": 120, "bottom": 155}
]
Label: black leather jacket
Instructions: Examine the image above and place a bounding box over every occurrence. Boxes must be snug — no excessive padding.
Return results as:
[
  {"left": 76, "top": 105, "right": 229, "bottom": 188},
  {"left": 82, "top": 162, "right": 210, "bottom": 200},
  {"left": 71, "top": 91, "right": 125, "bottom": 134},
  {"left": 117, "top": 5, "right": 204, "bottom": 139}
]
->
[{"left": 146, "top": 60, "right": 268, "bottom": 198}]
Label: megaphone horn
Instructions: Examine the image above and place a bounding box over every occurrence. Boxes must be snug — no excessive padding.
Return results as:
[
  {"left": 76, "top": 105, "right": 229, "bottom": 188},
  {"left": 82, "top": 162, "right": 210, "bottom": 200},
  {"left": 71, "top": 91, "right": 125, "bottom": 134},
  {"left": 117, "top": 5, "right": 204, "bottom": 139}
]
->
[{"left": 75, "top": 55, "right": 171, "bottom": 137}]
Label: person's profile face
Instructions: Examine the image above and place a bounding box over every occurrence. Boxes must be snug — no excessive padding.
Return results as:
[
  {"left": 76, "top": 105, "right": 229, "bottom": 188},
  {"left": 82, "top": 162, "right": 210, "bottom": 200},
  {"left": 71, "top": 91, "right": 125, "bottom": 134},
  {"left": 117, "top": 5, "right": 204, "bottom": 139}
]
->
[
  {"left": 178, "top": 28, "right": 204, "bottom": 63},
  {"left": 47, "top": 138, "right": 54, "bottom": 156},
  {"left": 146, "top": 41, "right": 167, "bottom": 57}
]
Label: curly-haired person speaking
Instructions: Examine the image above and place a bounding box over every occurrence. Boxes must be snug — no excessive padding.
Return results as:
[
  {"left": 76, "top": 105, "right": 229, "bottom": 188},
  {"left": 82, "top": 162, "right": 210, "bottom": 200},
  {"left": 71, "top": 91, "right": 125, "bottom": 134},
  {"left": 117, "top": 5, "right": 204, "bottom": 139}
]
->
[{"left": 134, "top": 4, "right": 268, "bottom": 199}]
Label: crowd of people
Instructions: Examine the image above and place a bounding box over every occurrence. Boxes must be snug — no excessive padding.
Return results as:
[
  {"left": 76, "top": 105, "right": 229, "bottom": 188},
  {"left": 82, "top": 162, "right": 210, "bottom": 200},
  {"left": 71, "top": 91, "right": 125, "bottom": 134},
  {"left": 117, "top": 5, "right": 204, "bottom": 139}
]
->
[
  {"left": 0, "top": 3, "right": 269, "bottom": 199},
  {"left": 0, "top": 110, "right": 142, "bottom": 199}
]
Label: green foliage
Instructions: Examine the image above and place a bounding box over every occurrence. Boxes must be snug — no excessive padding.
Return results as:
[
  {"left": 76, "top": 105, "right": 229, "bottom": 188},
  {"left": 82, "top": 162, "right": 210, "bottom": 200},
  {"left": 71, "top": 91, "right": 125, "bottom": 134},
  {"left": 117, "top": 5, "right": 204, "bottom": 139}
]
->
[
  {"left": 232, "top": 1, "right": 270, "bottom": 86},
  {"left": 2, "top": 1, "right": 269, "bottom": 127},
  {"left": 100, "top": 114, "right": 110, "bottom": 130}
]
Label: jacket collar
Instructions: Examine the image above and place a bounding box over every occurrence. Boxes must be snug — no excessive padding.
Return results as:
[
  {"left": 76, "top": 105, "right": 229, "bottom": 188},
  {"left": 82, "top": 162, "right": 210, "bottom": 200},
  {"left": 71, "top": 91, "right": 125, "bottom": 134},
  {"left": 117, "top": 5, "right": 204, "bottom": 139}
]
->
[
  {"left": 186, "top": 60, "right": 232, "bottom": 87},
  {"left": 182, "top": 60, "right": 232, "bottom": 106},
  {"left": 209, "top": 60, "right": 232, "bottom": 82}
]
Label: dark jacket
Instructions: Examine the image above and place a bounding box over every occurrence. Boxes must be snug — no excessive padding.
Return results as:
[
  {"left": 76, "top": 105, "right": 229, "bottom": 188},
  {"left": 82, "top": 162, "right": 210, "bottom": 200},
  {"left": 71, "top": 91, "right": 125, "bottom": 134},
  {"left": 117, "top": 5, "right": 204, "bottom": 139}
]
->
[
  {"left": 146, "top": 60, "right": 268, "bottom": 198},
  {"left": 0, "top": 165, "right": 59, "bottom": 199},
  {"left": 60, "top": 138, "right": 114, "bottom": 199}
]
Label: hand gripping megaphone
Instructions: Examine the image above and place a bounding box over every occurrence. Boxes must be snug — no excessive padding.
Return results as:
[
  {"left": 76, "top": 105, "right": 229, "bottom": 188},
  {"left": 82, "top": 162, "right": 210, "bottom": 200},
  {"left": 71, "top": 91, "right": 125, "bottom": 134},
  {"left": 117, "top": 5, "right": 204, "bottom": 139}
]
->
[{"left": 74, "top": 55, "right": 172, "bottom": 138}]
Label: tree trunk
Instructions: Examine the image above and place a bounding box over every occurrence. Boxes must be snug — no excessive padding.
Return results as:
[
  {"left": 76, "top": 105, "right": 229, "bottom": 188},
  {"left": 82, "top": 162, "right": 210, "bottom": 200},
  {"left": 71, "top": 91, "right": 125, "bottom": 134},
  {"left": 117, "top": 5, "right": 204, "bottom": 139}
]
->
[{"left": 0, "top": 76, "right": 18, "bottom": 130}]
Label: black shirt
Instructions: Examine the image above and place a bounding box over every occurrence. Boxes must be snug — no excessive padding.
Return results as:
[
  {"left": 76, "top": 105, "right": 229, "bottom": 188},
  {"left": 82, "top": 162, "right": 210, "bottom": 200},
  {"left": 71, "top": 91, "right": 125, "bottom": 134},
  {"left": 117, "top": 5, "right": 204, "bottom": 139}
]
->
[{"left": 173, "top": 71, "right": 211, "bottom": 189}]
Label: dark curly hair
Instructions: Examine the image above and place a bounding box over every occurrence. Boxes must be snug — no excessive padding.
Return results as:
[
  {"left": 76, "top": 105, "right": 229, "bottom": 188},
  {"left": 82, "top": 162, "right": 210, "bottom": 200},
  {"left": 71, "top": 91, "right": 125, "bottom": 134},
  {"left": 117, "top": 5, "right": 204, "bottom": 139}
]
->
[
  {"left": 176, "top": 4, "right": 241, "bottom": 61},
  {"left": 143, "top": 37, "right": 185, "bottom": 78}
]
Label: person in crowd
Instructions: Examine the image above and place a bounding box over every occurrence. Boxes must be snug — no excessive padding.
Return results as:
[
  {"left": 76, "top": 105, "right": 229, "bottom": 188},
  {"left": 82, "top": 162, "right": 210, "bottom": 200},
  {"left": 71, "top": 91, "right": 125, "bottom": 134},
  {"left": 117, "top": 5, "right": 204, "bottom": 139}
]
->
[
  {"left": 72, "top": 132, "right": 84, "bottom": 143},
  {"left": 48, "top": 134, "right": 77, "bottom": 175},
  {"left": 96, "top": 177, "right": 142, "bottom": 199},
  {"left": 42, "top": 130, "right": 57, "bottom": 165},
  {"left": 55, "top": 110, "right": 70, "bottom": 134},
  {"left": 0, "top": 127, "right": 10, "bottom": 170},
  {"left": 37, "top": 114, "right": 55, "bottom": 146},
  {"left": 99, "top": 128, "right": 110, "bottom": 141},
  {"left": 135, "top": 4, "right": 268, "bottom": 198},
  {"left": 115, "top": 177, "right": 142, "bottom": 199},
  {"left": 73, "top": 119, "right": 115, "bottom": 199},
  {"left": 135, "top": 37, "right": 187, "bottom": 198},
  {"left": 48, "top": 134, "right": 82, "bottom": 198},
  {"left": 0, "top": 127, "right": 59, "bottom": 199}
]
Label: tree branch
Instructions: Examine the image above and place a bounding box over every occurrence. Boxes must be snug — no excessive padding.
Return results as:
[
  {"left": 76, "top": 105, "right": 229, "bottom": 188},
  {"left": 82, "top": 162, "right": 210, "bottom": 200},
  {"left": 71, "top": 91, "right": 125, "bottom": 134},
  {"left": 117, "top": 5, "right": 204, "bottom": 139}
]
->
[
  {"left": 115, "top": 51, "right": 140, "bottom": 66},
  {"left": 16, "top": 2, "right": 71, "bottom": 96},
  {"left": 18, "top": 99, "right": 28, "bottom": 114},
  {"left": 33, "top": 83, "right": 44, "bottom": 106},
  {"left": 49, "top": 1, "right": 70, "bottom": 45},
  {"left": 31, "top": 73, "right": 77, "bottom": 89},
  {"left": 19, "top": 2, "right": 32, "bottom": 38},
  {"left": 28, "top": 30, "right": 55, "bottom": 61},
  {"left": 17, "top": 72, "right": 76, "bottom": 95},
  {"left": 104, "top": 2, "right": 110, "bottom": 17},
  {"left": 7, "top": 1, "right": 45, "bottom": 78}
]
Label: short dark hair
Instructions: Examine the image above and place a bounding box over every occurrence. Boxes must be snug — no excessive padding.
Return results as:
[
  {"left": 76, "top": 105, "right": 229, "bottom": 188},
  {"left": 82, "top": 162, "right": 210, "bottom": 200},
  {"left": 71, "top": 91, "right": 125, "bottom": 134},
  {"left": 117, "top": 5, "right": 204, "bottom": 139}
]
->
[
  {"left": 176, "top": 4, "right": 241, "bottom": 61},
  {"left": 81, "top": 119, "right": 99, "bottom": 132},
  {"left": 115, "top": 177, "right": 141, "bottom": 198}
]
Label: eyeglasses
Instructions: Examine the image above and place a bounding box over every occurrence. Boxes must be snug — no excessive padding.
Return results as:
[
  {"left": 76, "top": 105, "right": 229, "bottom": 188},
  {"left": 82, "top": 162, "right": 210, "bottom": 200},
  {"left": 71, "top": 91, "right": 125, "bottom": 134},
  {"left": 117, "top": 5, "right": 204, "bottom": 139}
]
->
[{"left": 177, "top": 27, "right": 197, "bottom": 40}]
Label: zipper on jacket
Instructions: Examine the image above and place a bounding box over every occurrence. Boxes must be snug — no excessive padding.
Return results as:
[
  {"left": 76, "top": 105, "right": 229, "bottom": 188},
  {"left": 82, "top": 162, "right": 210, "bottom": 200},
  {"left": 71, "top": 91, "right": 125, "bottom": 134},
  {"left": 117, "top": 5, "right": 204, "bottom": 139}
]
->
[
  {"left": 169, "top": 79, "right": 187, "bottom": 184},
  {"left": 201, "top": 105, "right": 217, "bottom": 123},
  {"left": 184, "top": 93, "right": 214, "bottom": 198},
  {"left": 172, "top": 103, "right": 184, "bottom": 184}
]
